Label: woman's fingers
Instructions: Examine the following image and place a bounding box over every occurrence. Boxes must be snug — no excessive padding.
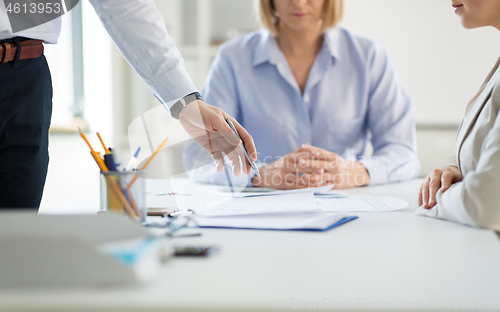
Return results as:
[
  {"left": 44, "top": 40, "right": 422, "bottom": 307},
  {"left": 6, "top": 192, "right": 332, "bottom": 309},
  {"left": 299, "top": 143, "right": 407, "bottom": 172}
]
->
[
  {"left": 441, "top": 170, "right": 454, "bottom": 192},
  {"left": 281, "top": 166, "right": 325, "bottom": 176},
  {"left": 421, "top": 178, "right": 430, "bottom": 208},
  {"left": 297, "top": 158, "right": 330, "bottom": 169},
  {"left": 420, "top": 169, "right": 447, "bottom": 209},
  {"left": 283, "top": 173, "right": 321, "bottom": 188},
  {"left": 428, "top": 180, "right": 440, "bottom": 207},
  {"left": 301, "top": 173, "right": 327, "bottom": 184},
  {"left": 300, "top": 144, "right": 337, "bottom": 159},
  {"left": 418, "top": 184, "right": 423, "bottom": 207}
]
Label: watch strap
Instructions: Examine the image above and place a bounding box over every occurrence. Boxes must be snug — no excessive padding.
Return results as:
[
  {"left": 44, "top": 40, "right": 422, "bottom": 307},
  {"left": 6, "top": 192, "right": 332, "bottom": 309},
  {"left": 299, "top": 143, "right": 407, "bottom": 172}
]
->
[{"left": 170, "top": 92, "right": 203, "bottom": 119}]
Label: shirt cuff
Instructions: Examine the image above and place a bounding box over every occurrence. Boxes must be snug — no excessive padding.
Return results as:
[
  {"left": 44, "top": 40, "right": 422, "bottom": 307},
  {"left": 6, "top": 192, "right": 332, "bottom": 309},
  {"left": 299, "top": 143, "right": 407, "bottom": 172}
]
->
[
  {"left": 151, "top": 66, "right": 198, "bottom": 111},
  {"left": 442, "top": 156, "right": 458, "bottom": 169},
  {"left": 359, "top": 158, "right": 387, "bottom": 186}
]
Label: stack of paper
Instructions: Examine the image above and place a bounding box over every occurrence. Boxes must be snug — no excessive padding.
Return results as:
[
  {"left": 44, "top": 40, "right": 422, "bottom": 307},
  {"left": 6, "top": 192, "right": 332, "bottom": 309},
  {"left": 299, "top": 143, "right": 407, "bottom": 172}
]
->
[
  {"left": 190, "top": 213, "right": 357, "bottom": 231},
  {"left": 192, "top": 192, "right": 356, "bottom": 231},
  {"left": 169, "top": 184, "right": 410, "bottom": 231}
]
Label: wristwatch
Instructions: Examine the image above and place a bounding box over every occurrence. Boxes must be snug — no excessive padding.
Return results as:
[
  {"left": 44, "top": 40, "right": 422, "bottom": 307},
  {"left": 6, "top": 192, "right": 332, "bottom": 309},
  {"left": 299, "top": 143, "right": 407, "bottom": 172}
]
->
[{"left": 170, "top": 92, "right": 203, "bottom": 119}]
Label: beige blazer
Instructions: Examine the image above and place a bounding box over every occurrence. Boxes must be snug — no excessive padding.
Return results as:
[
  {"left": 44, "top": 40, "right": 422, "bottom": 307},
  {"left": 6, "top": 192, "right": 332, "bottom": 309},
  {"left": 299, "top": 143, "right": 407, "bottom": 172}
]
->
[{"left": 415, "top": 58, "right": 500, "bottom": 231}]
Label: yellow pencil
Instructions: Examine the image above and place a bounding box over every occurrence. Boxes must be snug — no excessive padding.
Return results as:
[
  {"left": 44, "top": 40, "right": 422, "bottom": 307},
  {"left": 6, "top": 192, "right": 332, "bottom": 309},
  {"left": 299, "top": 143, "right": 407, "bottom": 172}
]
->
[
  {"left": 96, "top": 132, "right": 110, "bottom": 153},
  {"left": 78, "top": 127, "right": 96, "bottom": 154}
]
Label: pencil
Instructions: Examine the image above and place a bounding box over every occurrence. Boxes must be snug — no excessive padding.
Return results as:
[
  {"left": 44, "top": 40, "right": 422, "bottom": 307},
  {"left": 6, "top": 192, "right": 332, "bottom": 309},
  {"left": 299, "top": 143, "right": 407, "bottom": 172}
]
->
[
  {"left": 78, "top": 127, "right": 96, "bottom": 154},
  {"left": 127, "top": 137, "right": 169, "bottom": 188},
  {"left": 96, "top": 132, "right": 110, "bottom": 153},
  {"left": 78, "top": 128, "right": 138, "bottom": 220}
]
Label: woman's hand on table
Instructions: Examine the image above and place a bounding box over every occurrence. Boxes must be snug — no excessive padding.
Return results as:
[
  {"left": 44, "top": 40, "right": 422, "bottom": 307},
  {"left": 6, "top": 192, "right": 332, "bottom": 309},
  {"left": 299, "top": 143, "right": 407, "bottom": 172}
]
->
[
  {"left": 297, "top": 143, "right": 370, "bottom": 189},
  {"left": 418, "top": 166, "right": 463, "bottom": 209}
]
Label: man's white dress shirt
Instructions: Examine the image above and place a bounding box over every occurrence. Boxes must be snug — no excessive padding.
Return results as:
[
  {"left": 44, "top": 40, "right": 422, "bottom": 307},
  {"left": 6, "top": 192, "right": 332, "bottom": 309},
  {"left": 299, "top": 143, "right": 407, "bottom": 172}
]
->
[{"left": 0, "top": 0, "right": 196, "bottom": 109}]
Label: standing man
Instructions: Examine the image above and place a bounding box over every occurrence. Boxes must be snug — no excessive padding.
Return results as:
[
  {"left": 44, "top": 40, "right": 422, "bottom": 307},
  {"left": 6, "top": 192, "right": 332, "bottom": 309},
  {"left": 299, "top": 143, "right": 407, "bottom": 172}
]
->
[{"left": 0, "top": 0, "right": 257, "bottom": 209}]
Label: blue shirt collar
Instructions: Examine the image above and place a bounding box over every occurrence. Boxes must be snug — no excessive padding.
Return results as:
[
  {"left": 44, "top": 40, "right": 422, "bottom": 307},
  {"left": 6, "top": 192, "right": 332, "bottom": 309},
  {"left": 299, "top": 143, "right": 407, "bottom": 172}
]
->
[
  {"left": 252, "top": 28, "right": 342, "bottom": 67},
  {"left": 252, "top": 30, "right": 272, "bottom": 67},
  {"left": 324, "top": 27, "right": 342, "bottom": 61}
]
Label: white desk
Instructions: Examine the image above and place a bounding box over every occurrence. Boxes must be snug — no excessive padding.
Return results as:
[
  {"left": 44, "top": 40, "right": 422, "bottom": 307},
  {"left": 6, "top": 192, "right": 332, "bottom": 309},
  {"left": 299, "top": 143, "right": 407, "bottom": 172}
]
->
[{"left": 2, "top": 179, "right": 500, "bottom": 312}]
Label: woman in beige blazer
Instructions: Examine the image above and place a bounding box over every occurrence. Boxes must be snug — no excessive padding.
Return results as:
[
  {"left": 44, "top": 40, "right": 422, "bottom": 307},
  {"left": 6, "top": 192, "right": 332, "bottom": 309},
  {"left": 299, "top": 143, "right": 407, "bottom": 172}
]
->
[{"left": 416, "top": 0, "right": 500, "bottom": 230}]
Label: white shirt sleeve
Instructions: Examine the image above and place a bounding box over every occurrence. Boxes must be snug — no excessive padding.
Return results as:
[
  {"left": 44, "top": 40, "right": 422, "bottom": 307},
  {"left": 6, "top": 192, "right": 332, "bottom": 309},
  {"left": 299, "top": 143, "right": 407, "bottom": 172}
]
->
[{"left": 89, "top": 0, "right": 197, "bottom": 110}]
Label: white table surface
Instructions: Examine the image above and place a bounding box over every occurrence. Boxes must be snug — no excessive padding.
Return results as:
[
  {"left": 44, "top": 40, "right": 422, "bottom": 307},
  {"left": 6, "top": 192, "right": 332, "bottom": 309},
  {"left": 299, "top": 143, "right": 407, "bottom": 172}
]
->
[{"left": 2, "top": 179, "right": 500, "bottom": 312}]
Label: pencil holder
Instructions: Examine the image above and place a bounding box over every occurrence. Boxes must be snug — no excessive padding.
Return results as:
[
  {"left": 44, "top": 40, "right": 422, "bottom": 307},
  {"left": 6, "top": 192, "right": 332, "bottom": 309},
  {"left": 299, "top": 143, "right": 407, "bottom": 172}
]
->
[{"left": 100, "top": 170, "right": 146, "bottom": 224}]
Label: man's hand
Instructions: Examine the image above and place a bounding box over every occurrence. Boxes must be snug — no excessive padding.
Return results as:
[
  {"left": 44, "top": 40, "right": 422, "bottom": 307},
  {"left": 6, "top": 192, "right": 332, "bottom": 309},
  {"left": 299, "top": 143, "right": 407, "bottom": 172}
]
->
[
  {"left": 418, "top": 166, "right": 463, "bottom": 209},
  {"left": 178, "top": 100, "right": 257, "bottom": 176},
  {"left": 251, "top": 144, "right": 370, "bottom": 190}
]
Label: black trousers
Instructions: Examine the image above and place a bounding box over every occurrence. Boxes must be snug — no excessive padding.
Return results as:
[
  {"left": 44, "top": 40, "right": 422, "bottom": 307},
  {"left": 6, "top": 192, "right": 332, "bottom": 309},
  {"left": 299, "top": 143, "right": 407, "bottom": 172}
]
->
[{"left": 0, "top": 38, "right": 52, "bottom": 209}]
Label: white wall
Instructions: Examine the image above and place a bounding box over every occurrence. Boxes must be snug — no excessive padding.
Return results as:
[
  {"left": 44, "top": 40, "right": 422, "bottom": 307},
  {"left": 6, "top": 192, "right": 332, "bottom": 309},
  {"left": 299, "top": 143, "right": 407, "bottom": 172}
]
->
[{"left": 340, "top": 0, "right": 500, "bottom": 126}]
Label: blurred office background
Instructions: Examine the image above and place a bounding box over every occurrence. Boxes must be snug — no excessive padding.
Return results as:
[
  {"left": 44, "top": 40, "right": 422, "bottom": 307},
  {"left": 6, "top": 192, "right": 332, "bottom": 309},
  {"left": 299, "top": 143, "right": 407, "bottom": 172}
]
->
[{"left": 39, "top": 0, "right": 500, "bottom": 212}]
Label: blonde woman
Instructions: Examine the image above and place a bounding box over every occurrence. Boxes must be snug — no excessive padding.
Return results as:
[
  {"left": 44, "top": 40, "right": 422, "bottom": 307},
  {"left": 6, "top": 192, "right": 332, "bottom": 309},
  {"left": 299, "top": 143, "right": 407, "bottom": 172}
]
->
[
  {"left": 183, "top": 0, "right": 419, "bottom": 189},
  {"left": 417, "top": 0, "right": 500, "bottom": 230}
]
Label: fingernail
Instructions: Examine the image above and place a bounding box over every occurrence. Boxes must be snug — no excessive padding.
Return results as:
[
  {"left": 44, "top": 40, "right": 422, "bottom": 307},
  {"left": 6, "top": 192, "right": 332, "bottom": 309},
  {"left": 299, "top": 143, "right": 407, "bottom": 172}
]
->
[
  {"left": 312, "top": 151, "right": 319, "bottom": 157},
  {"left": 317, "top": 169, "right": 323, "bottom": 174},
  {"left": 300, "top": 159, "right": 306, "bottom": 166},
  {"left": 303, "top": 174, "right": 310, "bottom": 180}
]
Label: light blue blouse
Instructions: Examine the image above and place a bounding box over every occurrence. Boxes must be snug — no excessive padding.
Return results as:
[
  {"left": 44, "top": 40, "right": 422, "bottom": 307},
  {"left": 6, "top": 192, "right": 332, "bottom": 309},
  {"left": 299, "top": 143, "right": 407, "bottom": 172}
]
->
[{"left": 183, "top": 28, "right": 420, "bottom": 187}]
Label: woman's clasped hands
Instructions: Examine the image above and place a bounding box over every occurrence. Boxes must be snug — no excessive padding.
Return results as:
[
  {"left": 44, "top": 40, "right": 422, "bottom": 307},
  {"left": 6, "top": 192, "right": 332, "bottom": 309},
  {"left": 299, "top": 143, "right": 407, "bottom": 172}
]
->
[
  {"left": 251, "top": 143, "right": 370, "bottom": 190},
  {"left": 418, "top": 166, "right": 463, "bottom": 209}
]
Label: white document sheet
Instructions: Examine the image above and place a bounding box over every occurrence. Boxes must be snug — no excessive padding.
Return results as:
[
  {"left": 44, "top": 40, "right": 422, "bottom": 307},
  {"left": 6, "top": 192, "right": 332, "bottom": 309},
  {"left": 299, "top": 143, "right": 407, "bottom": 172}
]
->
[
  {"left": 315, "top": 196, "right": 409, "bottom": 212},
  {"left": 199, "top": 193, "right": 319, "bottom": 216},
  {"left": 189, "top": 213, "right": 351, "bottom": 230},
  {"left": 219, "top": 184, "right": 336, "bottom": 198}
]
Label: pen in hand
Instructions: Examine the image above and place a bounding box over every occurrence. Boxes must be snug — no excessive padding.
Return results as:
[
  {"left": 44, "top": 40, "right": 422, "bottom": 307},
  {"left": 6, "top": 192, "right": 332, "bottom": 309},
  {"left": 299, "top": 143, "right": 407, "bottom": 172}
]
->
[{"left": 225, "top": 118, "right": 260, "bottom": 179}]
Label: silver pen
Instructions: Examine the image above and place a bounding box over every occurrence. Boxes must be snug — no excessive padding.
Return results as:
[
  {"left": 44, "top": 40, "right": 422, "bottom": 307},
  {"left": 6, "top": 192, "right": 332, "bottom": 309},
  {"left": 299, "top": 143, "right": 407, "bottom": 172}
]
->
[{"left": 225, "top": 118, "right": 261, "bottom": 179}]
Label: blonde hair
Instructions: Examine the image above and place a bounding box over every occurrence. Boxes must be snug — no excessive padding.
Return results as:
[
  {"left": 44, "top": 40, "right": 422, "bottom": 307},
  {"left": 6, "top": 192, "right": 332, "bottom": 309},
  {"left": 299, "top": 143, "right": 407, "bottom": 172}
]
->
[{"left": 259, "top": 0, "right": 344, "bottom": 35}]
